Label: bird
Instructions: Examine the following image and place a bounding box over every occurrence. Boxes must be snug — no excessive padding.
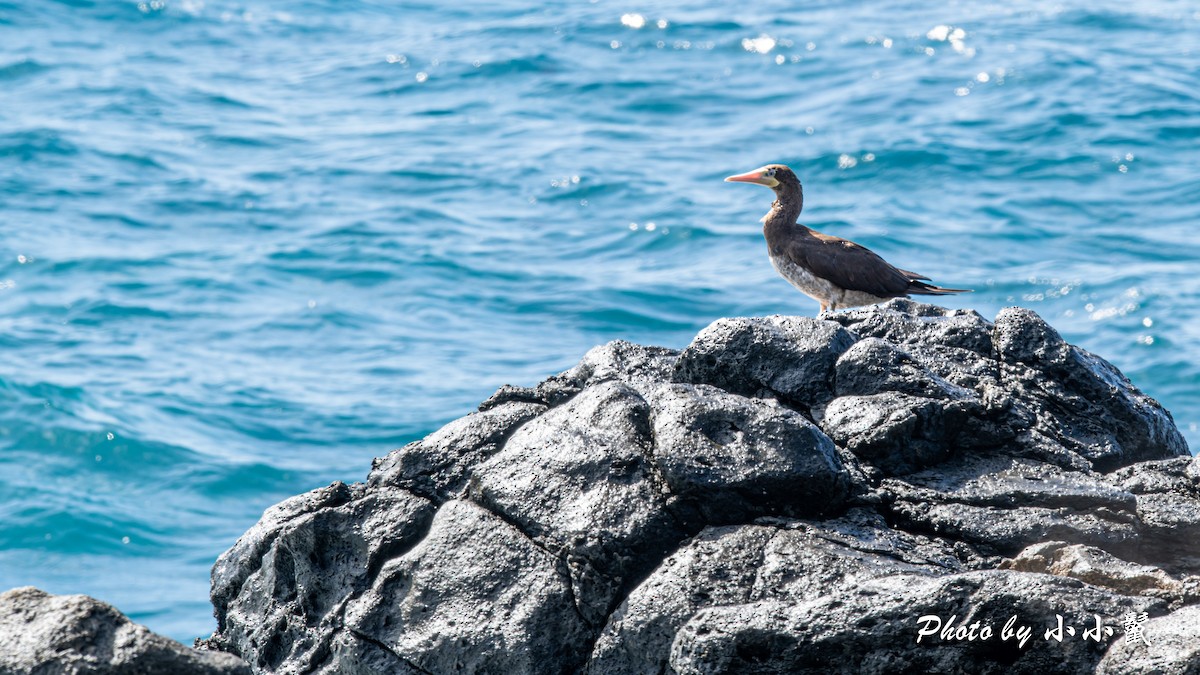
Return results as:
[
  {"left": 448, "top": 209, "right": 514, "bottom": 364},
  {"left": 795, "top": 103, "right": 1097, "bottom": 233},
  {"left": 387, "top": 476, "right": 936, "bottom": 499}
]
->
[{"left": 725, "top": 163, "right": 970, "bottom": 314}]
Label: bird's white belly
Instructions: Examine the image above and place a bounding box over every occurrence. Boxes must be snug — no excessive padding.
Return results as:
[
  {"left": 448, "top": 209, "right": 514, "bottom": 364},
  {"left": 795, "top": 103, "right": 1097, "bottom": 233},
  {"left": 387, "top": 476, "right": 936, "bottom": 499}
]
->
[
  {"left": 769, "top": 253, "right": 837, "bottom": 302},
  {"left": 768, "top": 252, "right": 888, "bottom": 310}
]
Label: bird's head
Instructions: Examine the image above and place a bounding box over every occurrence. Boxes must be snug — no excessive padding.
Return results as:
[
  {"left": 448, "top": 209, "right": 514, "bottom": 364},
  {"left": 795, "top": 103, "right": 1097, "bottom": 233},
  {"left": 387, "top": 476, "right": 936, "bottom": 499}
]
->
[{"left": 724, "top": 164, "right": 800, "bottom": 192}]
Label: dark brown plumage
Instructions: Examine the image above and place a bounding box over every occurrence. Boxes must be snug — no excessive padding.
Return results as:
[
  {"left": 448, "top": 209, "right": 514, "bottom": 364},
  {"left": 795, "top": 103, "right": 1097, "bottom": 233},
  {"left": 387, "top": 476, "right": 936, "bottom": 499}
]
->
[{"left": 726, "top": 163, "right": 970, "bottom": 314}]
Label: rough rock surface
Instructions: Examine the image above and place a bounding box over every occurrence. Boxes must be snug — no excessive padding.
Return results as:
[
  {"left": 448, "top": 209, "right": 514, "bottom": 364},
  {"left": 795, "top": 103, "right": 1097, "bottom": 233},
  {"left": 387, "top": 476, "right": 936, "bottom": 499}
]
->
[
  {"left": 203, "top": 300, "right": 1194, "bottom": 674},
  {"left": 0, "top": 586, "right": 250, "bottom": 675}
]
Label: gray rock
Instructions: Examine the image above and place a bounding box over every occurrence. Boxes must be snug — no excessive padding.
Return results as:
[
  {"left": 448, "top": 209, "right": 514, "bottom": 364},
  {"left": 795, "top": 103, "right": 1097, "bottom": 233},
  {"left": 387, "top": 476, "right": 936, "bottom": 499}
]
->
[
  {"left": 561, "top": 339, "right": 682, "bottom": 391},
  {"left": 829, "top": 299, "right": 995, "bottom": 357},
  {"left": 209, "top": 482, "right": 436, "bottom": 673},
  {"left": 833, "top": 336, "right": 979, "bottom": 401},
  {"left": 479, "top": 340, "right": 680, "bottom": 410},
  {"left": 1123, "top": 489, "right": 1200, "bottom": 576},
  {"left": 586, "top": 525, "right": 774, "bottom": 675},
  {"left": 202, "top": 301, "right": 1193, "bottom": 675},
  {"left": 824, "top": 301, "right": 1189, "bottom": 475},
  {"left": 881, "top": 455, "right": 1143, "bottom": 556},
  {"left": 1096, "top": 604, "right": 1200, "bottom": 675},
  {"left": 1107, "top": 455, "right": 1200, "bottom": 498},
  {"left": 823, "top": 392, "right": 989, "bottom": 474},
  {"left": 1002, "top": 541, "right": 1192, "bottom": 598},
  {"left": 669, "top": 570, "right": 1164, "bottom": 675},
  {"left": 368, "top": 400, "right": 545, "bottom": 502},
  {"left": 0, "top": 587, "right": 249, "bottom": 675},
  {"left": 992, "top": 307, "right": 1189, "bottom": 471},
  {"left": 338, "top": 499, "right": 592, "bottom": 674},
  {"left": 469, "top": 381, "right": 683, "bottom": 627},
  {"left": 827, "top": 300, "right": 1000, "bottom": 394},
  {"left": 587, "top": 509, "right": 963, "bottom": 675},
  {"left": 645, "top": 382, "right": 850, "bottom": 523},
  {"left": 672, "top": 315, "right": 857, "bottom": 410}
]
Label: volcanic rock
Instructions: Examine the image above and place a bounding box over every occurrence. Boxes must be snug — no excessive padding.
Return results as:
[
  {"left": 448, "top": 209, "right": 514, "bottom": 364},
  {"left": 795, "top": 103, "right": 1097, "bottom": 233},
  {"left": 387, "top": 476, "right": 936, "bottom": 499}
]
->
[{"left": 199, "top": 300, "right": 1193, "bottom": 674}]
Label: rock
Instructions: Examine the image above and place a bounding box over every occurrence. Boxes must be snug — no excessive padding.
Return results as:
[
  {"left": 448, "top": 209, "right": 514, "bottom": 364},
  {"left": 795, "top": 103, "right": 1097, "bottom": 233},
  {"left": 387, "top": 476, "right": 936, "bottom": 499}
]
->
[
  {"left": 1096, "top": 605, "right": 1200, "bottom": 674},
  {"left": 204, "top": 300, "right": 1193, "bottom": 675},
  {"left": 586, "top": 509, "right": 963, "bottom": 675},
  {"left": 478, "top": 340, "right": 680, "bottom": 411},
  {"left": 672, "top": 315, "right": 857, "bottom": 410},
  {"left": 828, "top": 299, "right": 995, "bottom": 357},
  {"left": 877, "top": 453, "right": 1200, "bottom": 584},
  {"left": 468, "top": 381, "right": 683, "bottom": 627},
  {"left": 881, "top": 455, "right": 1143, "bottom": 557},
  {"left": 338, "top": 499, "right": 593, "bottom": 674},
  {"left": 669, "top": 570, "right": 1163, "bottom": 675},
  {"left": 645, "top": 382, "right": 850, "bottom": 523},
  {"left": 826, "top": 300, "right": 999, "bottom": 394},
  {"left": 368, "top": 400, "right": 545, "bottom": 502},
  {"left": 0, "top": 587, "right": 250, "bottom": 675},
  {"left": 832, "top": 336, "right": 979, "bottom": 401},
  {"left": 562, "top": 340, "right": 681, "bottom": 392},
  {"left": 991, "top": 307, "right": 1189, "bottom": 471},
  {"left": 209, "top": 482, "right": 437, "bottom": 673},
  {"left": 1003, "top": 541, "right": 1189, "bottom": 598},
  {"left": 822, "top": 392, "right": 988, "bottom": 474},
  {"left": 825, "top": 301, "right": 1189, "bottom": 474}
]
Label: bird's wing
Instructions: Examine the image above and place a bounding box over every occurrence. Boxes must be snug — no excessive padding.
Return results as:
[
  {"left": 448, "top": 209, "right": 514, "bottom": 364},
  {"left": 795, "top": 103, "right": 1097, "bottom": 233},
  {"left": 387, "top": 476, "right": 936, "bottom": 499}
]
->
[
  {"left": 781, "top": 229, "right": 914, "bottom": 297},
  {"left": 895, "top": 267, "right": 931, "bottom": 282}
]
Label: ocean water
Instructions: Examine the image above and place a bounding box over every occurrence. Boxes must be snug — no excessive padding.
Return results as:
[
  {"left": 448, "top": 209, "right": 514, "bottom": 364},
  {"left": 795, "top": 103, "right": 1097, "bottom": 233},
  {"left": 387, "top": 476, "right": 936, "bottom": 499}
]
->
[{"left": 1, "top": 0, "right": 1197, "bottom": 642}]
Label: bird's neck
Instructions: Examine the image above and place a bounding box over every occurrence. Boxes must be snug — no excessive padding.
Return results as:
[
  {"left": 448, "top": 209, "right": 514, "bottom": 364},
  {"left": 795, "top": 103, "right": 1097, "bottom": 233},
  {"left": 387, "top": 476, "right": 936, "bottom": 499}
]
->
[{"left": 764, "top": 193, "right": 803, "bottom": 230}]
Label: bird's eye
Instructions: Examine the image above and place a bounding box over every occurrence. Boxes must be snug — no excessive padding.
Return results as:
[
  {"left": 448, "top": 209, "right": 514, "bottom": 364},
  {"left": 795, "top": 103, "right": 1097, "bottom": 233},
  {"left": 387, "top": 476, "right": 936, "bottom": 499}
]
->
[{"left": 765, "top": 168, "right": 776, "bottom": 177}]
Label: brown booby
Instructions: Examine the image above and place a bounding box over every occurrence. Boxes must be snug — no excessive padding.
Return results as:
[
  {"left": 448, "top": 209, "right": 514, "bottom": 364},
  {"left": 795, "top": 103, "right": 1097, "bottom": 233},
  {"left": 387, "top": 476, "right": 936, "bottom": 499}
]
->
[{"left": 726, "top": 163, "right": 970, "bottom": 313}]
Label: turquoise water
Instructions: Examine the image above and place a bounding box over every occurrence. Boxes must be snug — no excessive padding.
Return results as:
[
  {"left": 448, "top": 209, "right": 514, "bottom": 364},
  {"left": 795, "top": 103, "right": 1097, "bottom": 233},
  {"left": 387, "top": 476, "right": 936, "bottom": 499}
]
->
[{"left": 2, "top": 0, "right": 1197, "bottom": 642}]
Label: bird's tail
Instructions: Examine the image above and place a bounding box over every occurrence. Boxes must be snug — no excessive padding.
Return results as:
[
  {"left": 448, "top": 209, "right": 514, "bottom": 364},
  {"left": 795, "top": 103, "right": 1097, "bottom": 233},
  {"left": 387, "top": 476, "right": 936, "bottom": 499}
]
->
[{"left": 908, "top": 280, "right": 972, "bottom": 296}]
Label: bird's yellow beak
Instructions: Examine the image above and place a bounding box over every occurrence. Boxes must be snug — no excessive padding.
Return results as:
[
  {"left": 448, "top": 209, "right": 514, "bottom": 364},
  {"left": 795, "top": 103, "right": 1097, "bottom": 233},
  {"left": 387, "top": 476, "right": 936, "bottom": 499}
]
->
[{"left": 725, "top": 167, "right": 778, "bottom": 187}]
